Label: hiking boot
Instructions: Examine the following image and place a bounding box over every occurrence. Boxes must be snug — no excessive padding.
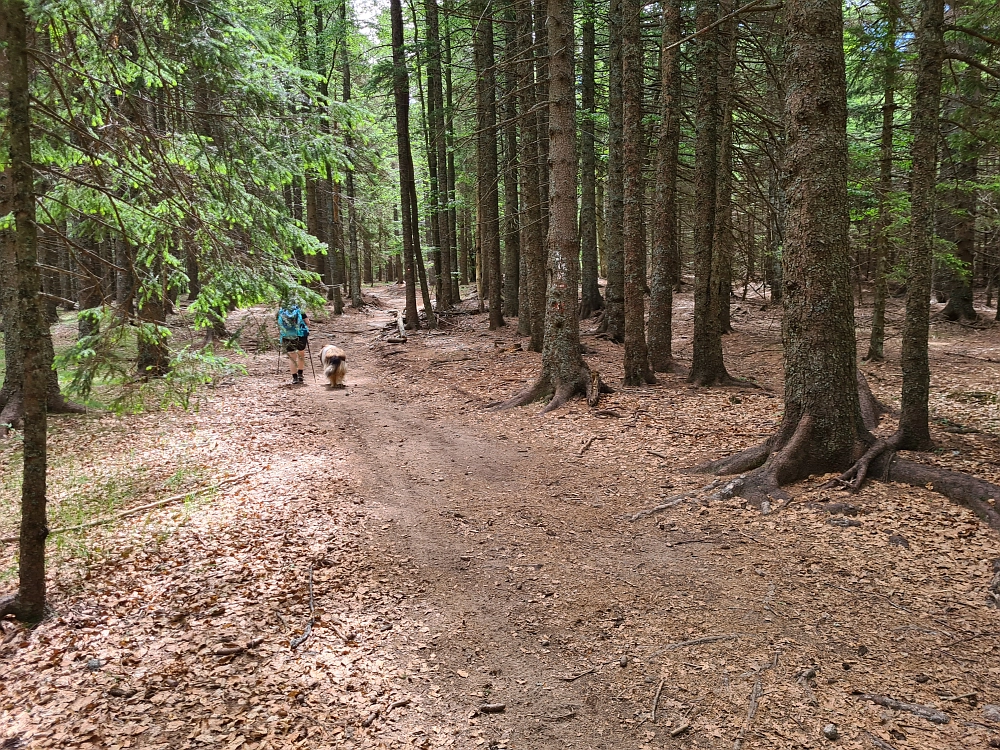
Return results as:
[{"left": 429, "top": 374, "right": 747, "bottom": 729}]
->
[{"left": 291, "top": 373, "right": 302, "bottom": 385}]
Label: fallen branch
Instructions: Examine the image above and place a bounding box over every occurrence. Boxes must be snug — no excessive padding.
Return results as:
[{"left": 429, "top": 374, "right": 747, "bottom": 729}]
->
[
  {"left": 561, "top": 655, "right": 623, "bottom": 681},
  {"left": 212, "top": 636, "right": 264, "bottom": 657},
  {"left": 662, "top": 633, "right": 738, "bottom": 652},
  {"left": 629, "top": 480, "right": 723, "bottom": 522},
  {"left": 862, "top": 731, "right": 898, "bottom": 750},
  {"left": 647, "top": 450, "right": 668, "bottom": 459},
  {"left": 670, "top": 722, "right": 691, "bottom": 737},
  {"left": 733, "top": 653, "right": 777, "bottom": 750},
  {"left": 852, "top": 693, "right": 950, "bottom": 724},
  {"left": 0, "top": 471, "right": 257, "bottom": 545},
  {"left": 578, "top": 435, "right": 607, "bottom": 456},
  {"left": 387, "top": 698, "right": 411, "bottom": 712},
  {"left": 290, "top": 566, "right": 316, "bottom": 650},
  {"left": 651, "top": 679, "right": 665, "bottom": 722}
]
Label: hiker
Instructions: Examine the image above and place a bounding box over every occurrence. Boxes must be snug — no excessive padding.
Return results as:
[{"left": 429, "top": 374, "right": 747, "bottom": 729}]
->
[{"left": 277, "top": 304, "right": 310, "bottom": 384}]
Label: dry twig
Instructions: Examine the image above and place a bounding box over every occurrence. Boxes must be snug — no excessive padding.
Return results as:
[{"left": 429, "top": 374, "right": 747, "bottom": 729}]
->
[
  {"left": 852, "top": 693, "right": 950, "bottom": 724},
  {"left": 290, "top": 566, "right": 316, "bottom": 649}
]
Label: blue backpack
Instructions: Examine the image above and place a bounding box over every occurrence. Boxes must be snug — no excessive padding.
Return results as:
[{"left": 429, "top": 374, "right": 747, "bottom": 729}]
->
[{"left": 277, "top": 306, "right": 307, "bottom": 340}]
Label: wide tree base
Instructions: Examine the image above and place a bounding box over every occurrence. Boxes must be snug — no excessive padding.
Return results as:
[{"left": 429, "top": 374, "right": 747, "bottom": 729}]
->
[
  {"left": 700, "top": 415, "right": 1000, "bottom": 529},
  {"left": 0, "top": 592, "right": 46, "bottom": 623},
  {"left": 0, "top": 386, "right": 86, "bottom": 438},
  {"left": 490, "top": 364, "right": 613, "bottom": 414}
]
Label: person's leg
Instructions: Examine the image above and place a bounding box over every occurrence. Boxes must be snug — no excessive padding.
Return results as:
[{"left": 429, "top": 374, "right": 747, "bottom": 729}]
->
[{"left": 286, "top": 339, "right": 301, "bottom": 381}]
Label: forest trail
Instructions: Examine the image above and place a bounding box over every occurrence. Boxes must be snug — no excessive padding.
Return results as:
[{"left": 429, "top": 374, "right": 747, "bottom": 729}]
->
[{"left": 2, "top": 286, "right": 1000, "bottom": 749}]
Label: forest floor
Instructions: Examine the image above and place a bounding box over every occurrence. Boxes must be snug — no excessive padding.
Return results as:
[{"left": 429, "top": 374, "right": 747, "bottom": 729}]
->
[{"left": 1, "top": 283, "right": 1000, "bottom": 750}]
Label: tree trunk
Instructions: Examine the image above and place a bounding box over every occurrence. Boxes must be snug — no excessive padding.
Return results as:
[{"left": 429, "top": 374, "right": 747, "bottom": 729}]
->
[
  {"left": 713, "top": 0, "right": 737, "bottom": 336},
  {"left": 516, "top": 0, "right": 545, "bottom": 350},
  {"left": 533, "top": 0, "right": 550, "bottom": 240},
  {"left": 688, "top": 0, "right": 731, "bottom": 386},
  {"left": 621, "top": 0, "right": 654, "bottom": 386},
  {"left": 866, "top": 8, "right": 897, "bottom": 362},
  {"left": 702, "top": 0, "right": 862, "bottom": 503},
  {"left": 578, "top": 8, "right": 603, "bottom": 319},
  {"left": 473, "top": 0, "right": 504, "bottom": 329},
  {"left": 1, "top": 0, "right": 49, "bottom": 622},
  {"left": 898, "top": 0, "right": 944, "bottom": 450},
  {"left": 76, "top": 232, "right": 103, "bottom": 339},
  {"left": 599, "top": 0, "right": 625, "bottom": 343},
  {"left": 496, "top": 0, "right": 593, "bottom": 413},
  {"left": 648, "top": 0, "right": 681, "bottom": 372},
  {"left": 342, "top": 13, "right": 363, "bottom": 308},
  {"left": 390, "top": 0, "right": 422, "bottom": 329},
  {"left": 426, "top": 0, "right": 453, "bottom": 310},
  {"left": 443, "top": 3, "right": 462, "bottom": 302},
  {"left": 500, "top": 0, "right": 520, "bottom": 319},
  {"left": 938, "top": 61, "right": 980, "bottom": 323}
]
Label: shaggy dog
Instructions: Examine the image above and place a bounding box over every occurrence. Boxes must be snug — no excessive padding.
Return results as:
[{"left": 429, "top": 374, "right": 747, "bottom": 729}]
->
[{"left": 319, "top": 345, "right": 347, "bottom": 387}]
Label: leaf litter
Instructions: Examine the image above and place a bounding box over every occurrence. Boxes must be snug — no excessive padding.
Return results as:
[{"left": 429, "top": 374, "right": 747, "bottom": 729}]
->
[{"left": 0, "top": 288, "right": 998, "bottom": 749}]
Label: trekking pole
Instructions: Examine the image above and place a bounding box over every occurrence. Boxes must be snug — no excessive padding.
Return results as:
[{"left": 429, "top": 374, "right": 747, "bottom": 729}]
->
[{"left": 306, "top": 339, "right": 318, "bottom": 383}]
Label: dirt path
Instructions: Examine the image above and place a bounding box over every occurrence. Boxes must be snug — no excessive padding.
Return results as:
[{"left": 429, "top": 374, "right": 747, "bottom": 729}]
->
[{"left": 2, "top": 285, "right": 999, "bottom": 750}]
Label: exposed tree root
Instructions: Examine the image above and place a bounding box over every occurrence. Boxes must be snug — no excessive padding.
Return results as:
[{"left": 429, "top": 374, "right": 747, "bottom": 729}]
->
[
  {"left": 857, "top": 370, "right": 888, "bottom": 430},
  {"left": 824, "top": 433, "right": 901, "bottom": 492},
  {"left": 0, "top": 593, "right": 45, "bottom": 623},
  {"left": 702, "top": 385, "right": 1000, "bottom": 528},
  {"left": 490, "top": 364, "right": 598, "bottom": 414},
  {"left": 0, "top": 387, "right": 86, "bottom": 437},
  {"left": 885, "top": 456, "right": 1000, "bottom": 531}
]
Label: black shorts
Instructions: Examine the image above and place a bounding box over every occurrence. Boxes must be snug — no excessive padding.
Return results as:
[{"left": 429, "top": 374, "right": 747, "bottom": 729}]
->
[{"left": 284, "top": 335, "right": 307, "bottom": 353}]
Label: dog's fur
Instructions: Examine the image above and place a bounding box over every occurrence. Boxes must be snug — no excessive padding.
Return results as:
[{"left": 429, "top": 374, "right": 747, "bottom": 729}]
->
[{"left": 319, "top": 345, "right": 347, "bottom": 387}]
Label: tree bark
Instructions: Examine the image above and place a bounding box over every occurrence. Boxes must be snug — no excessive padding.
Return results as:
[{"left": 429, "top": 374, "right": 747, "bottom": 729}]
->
[
  {"left": 443, "top": 2, "right": 462, "bottom": 301},
  {"left": 866, "top": 6, "right": 897, "bottom": 362},
  {"left": 648, "top": 0, "right": 681, "bottom": 372},
  {"left": 938, "top": 60, "right": 980, "bottom": 323},
  {"left": 500, "top": 0, "right": 520, "bottom": 319},
  {"left": 713, "top": 0, "right": 737, "bottom": 336},
  {"left": 1, "top": 0, "right": 49, "bottom": 622},
  {"left": 599, "top": 0, "right": 625, "bottom": 343},
  {"left": 426, "top": 0, "right": 453, "bottom": 310},
  {"left": 578, "top": 8, "right": 603, "bottom": 319},
  {"left": 390, "top": 0, "right": 422, "bottom": 329},
  {"left": 473, "top": 0, "right": 504, "bottom": 329},
  {"left": 515, "top": 0, "right": 545, "bottom": 350},
  {"left": 495, "top": 0, "right": 594, "bottom": 413},
  {"left": 343, "top": 6, "right": 363, "bottom": 309},
  {"left": 688, "top": 0, "right": 731, "bottom": 386},
  {"left": 621, "top": 0, "right": 654, "bottom": 386},
  {"left": 701, "top": 0, "right": 862, "bottom": 503},
  {"left": 898, "top": 0, "right": 944, "bottom": 450}
]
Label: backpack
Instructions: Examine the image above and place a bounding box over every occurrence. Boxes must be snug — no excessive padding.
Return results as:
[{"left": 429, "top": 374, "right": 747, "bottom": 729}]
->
[{"left": 277, "top": 306, "right": 306, "bottom": 339}]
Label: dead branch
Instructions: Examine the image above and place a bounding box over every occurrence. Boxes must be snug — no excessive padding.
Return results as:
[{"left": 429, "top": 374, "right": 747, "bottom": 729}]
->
[
  {"left": 578, "top": 434, "right": 607, "bottom": 456},
  {"left": 586, "top": 369, "right": 613, "bottom": 406},
  {"left": 733, "top": 653, "right": 777, "bottom": 750},
  {"left": 0, "top": 471, "right": 256, "bottom": 545},
  {"left": 863, "top": 731, "right": 899, "bottom": 750},
  {"left": 670, "top": 722, "right": 691, "bottom": 737},
  {"left": 852, "top": 693, "right": 950, "bottom": 724},
  {"left": 290, "top": 566, "right": 316, "bottom": 650},
  {"left": 651, "top": 679, "right": 666, "bottom": 722},
  {"left": 629, "top": 479, "right": 723, "bottom": 522},
  {"left": 662, "top": 633, "right": 738, "bottom": 651}
]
